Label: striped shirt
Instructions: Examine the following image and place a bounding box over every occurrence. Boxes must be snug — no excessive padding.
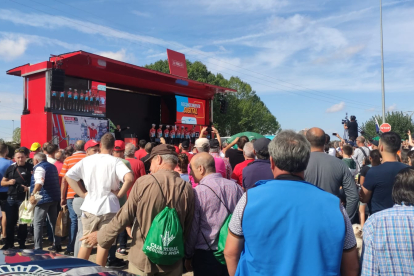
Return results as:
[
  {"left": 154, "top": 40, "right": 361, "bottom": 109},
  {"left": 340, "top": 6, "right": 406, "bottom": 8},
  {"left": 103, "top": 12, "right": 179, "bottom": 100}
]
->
[
  {"left": 361, "top": 205, "right": 414, "bottom": 276},
  {"left": 185, "top": 173, "right": 243, "bottom": 258},
  {"left": 59, "top": 151, "right": 86, "bottom": 199}
]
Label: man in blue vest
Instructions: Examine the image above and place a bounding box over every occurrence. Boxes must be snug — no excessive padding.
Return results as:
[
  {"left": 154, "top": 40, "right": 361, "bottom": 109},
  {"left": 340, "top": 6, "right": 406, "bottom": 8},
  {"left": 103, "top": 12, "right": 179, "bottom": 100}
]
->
[
  {"left": 224, "top": 130, "right": 359, "bottom": 276},
  {"left": 30, "top": 152, "right": 61, "bottom": 251}
]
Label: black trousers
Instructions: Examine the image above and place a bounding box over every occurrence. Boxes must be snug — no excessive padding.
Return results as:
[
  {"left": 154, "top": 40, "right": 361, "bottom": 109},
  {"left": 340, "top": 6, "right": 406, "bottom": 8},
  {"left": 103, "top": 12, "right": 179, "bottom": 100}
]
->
[
  {"left": 6, "top": 196, "right": 28, "bottom": 247},
  {"left": 192, "top": 249, "right": 229, "bottom": 276}
]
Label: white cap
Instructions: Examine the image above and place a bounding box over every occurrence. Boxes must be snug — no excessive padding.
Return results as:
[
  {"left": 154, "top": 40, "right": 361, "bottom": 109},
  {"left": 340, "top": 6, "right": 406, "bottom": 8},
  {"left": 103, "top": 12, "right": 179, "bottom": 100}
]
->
[
  {"left": 152, "top": 124, "right": 156, "bottom": 126},
  {"left": 166, "top": 125, "right": 169, "bottom": 128},
  {"left": 195, "top": 138, "right": 209, "bottom": 148}
]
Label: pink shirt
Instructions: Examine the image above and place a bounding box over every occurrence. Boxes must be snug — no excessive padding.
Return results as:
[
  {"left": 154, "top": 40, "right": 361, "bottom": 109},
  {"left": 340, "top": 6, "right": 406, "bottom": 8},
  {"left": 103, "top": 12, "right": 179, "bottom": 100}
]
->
[{"left": 188, "top": 156, "right": 226, "bottom": 187}]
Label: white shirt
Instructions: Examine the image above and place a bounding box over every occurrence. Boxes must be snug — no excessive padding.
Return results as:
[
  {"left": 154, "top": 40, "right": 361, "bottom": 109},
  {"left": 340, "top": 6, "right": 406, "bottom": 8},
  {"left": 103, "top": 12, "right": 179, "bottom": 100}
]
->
[
  {"left": 65, "top": 153, "right": 130, "bottom": 216},
  {"left": 328, "top": 148, "right": 337, "bottom": 157},
  {"left": 47, "top": 156, "right": 56, "bottom": 164},
  {"left": 33, "top": 166, "right": 46, "bottom": 185}
]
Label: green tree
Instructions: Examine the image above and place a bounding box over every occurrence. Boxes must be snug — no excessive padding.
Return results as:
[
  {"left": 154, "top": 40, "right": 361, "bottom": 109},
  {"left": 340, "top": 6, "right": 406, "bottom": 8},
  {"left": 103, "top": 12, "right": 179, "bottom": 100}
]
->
[
  {"left": 145, "top": 60, "right": 280, "bottom": 136},
  {"left": 361, "top": 112, "right": 414, "bottom": 140},
  {"left": 12, "top": 127, "right": 21, "bottom": 144}
]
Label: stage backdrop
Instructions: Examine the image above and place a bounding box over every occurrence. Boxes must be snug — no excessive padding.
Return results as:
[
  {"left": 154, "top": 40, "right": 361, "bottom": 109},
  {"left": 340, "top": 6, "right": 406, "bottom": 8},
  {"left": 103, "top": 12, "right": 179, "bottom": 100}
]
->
[
  {"left": 52, "top": 114, "right": 108, "bottom": 148},
  {"left": 175, "top": 96, "right": 205, "bottom": 125}
]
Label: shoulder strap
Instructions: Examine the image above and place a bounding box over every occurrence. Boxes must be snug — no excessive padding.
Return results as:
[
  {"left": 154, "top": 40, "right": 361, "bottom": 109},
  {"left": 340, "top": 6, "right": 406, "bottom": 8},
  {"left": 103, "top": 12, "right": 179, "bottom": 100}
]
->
[{"left": 199, "top": 184, "right": 231, "bottom": 214}]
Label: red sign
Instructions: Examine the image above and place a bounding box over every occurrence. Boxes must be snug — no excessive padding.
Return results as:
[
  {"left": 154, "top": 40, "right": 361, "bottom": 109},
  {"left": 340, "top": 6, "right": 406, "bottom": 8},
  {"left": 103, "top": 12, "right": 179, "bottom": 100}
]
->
[
  {"left": 380, "top": 123, "right": 391, "bottom": 133},
  {"left": 167, "top": 49, "right": 188, "bottom": 78}
]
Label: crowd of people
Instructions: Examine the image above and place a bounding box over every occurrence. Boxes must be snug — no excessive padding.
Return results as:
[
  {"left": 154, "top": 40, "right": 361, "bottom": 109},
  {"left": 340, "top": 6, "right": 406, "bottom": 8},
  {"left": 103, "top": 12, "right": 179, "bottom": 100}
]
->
[{"left": 0, "top": 125, "right": 413, "bottom": 276}]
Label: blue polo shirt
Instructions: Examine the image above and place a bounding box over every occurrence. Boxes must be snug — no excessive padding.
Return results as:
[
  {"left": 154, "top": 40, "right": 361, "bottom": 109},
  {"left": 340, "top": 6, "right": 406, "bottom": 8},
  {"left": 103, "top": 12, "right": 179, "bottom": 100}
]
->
[
  {"left": 0, "top": 158, "right": 13, "bottom": 193},
  {"left": 242, "top": 159, "right": 274, "bottom": 190}
]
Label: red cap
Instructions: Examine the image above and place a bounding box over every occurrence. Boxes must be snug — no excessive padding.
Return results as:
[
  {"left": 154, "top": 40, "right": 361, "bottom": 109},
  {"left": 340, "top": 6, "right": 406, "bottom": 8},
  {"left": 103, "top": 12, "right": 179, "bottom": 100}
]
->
[
  {"left": 85, "top": 139, "right": 99, "bottom": 150},
  {"left": 114, "top": 140, "right": 125, "bottom": 151}
]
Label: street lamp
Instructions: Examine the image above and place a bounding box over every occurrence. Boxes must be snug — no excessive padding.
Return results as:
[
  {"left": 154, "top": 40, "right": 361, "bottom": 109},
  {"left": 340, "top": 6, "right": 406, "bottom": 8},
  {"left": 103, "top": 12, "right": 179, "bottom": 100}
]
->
[{"left": 380, "top": 0, "right": 386, "bottom": 124}]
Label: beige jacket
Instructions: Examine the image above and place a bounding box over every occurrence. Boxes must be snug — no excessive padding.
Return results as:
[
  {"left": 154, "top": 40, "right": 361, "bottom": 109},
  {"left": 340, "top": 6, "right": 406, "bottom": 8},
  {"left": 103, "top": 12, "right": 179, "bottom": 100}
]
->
[{"left": 98, "top": 169, "right": 194, "bottom": 273}]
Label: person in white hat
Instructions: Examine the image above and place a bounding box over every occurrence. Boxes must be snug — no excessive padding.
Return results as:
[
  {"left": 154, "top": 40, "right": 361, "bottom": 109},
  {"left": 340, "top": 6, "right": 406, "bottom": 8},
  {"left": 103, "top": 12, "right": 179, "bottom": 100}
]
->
[{"left": 164, "top": 125, "right": 170, "bottom": 144}]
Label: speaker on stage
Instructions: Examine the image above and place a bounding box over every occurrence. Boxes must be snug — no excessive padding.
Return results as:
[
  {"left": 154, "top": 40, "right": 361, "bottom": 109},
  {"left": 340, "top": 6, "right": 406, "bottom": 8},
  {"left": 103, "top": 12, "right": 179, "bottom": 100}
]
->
[{"left": 51, "top": 69, "right": 65, "bottom": 92}]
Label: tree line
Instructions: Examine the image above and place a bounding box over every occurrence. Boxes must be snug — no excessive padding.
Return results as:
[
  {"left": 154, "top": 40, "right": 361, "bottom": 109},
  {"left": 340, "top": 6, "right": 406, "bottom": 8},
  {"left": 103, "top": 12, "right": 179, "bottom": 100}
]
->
[{"left": 145, "top": 60, "right": 281, "bottom": 136}]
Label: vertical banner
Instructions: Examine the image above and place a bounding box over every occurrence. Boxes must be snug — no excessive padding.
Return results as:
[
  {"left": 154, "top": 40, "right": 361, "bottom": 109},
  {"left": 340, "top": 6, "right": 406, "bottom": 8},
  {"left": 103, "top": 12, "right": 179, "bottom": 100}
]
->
[
  {"left": 52, "top": 114, "right": 108, "bottom": 148},
  {"left": 175, "top": 96, "right": 205, "bottom": 125},
  {"left": 90, "top": 81, "right": 107, "bottom": 116}
]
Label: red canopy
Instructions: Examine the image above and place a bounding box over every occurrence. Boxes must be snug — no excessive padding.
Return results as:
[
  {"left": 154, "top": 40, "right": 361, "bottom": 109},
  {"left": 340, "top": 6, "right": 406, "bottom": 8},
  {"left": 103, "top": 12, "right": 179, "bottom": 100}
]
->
[{"left": 7, "top": 50, "right": 236, "bottom": 100}]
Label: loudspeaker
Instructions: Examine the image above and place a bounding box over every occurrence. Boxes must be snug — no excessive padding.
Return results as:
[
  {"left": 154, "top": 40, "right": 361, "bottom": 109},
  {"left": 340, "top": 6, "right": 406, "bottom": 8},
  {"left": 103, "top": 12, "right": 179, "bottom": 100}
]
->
[
  {"left": 51, "top": 69, "right": 65, "bottom": 92},
  {"left": 220, "top": 99, "right": 228, "bottom": 114}
]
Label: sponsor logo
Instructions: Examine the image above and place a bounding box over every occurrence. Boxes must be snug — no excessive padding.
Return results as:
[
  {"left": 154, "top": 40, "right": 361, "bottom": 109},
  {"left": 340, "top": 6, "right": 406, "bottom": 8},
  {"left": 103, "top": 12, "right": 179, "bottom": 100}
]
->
[
  {"left": 183, "top": 107, "right": 198, "bottom": 115},
  {"left": 161, "top": 231, "right": 175, "bottom": 247},
  {"left": 0, "top": 265, "right": 64, "bottom": 275},
  {"left": 172, "top": 60, "right": 184, "bottom": 68}
]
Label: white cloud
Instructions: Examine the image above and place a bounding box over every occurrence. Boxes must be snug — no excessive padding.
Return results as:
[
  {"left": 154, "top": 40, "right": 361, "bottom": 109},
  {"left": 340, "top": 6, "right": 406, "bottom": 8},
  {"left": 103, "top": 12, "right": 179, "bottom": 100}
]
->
[
  {"left": 198, "top": 0, "right": 288, "bottom": 13},
  {"left": 0, "top": 32, "right": 95, "bottom": 53},
  {"left": 0, "top": 92, "right": 23, "bottom": 120},
  {"left": 0, "top": 37, "right": 28, "bottom": 61},
  {"left": 326, "top": 102, "right": 345, "bottom": 113},
  {"left": 387, "top": 103, "right": 397, "bottom": 111},
  {"left": 132, "top": 10, "right": 151, "bottom": 18},
  {"left": 97, "top": 49, "right": 131, "bottom": 62}
]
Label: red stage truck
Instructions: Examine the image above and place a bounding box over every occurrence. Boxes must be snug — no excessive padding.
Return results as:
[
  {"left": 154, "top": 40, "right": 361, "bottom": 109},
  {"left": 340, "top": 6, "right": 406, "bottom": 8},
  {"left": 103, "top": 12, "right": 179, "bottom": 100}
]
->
[{"left": 6, "top": 50, "right": 235, "bottom": 148}]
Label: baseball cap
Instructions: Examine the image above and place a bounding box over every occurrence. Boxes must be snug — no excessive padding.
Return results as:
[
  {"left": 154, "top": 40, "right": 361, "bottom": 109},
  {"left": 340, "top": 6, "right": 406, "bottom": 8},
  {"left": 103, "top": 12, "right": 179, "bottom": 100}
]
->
[
  {"left": 209, "top": 139, "right": 220, "bottom": 149},
  {"left": 371, "top": 140, "right": 379, "bottom": 147},
  {"left": 182, "top": 140, "right": 190, "bottom": 148},
  {"left": 195, "top": 138, "right": 209, "bottom": 148},
  {"left": 30, "top": 142, "right": 41, "bottom": 152},
  {"left": 253, "top": 138, "right": 270, "bottom": 152},
  {"left": 114, "top": 140, "right": 125, "bottom": 151},
  {"left": 145, "top": 144, "right": 178, "bottom": 163},
  {"left": 85, "top": 139, "right": 99, "bottom": 150}
]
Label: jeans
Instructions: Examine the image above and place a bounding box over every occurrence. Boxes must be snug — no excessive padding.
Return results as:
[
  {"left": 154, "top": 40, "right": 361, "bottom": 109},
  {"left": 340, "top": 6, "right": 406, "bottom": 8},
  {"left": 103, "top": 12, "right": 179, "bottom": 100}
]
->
[
  {"left": 72, "top": 197, "right": 84, "bottom": 257},
  {"left": 5, "top": 196, "right": 28, "bottom": 247},
  {"left": 118, "top": 230, "right": 127, "bottom": 249},
  {"left": 66, "top": 198, "right": 78, "bottom": 252},
  {"left": 33, "top": 201, "right": 61, "bottom": 250}
]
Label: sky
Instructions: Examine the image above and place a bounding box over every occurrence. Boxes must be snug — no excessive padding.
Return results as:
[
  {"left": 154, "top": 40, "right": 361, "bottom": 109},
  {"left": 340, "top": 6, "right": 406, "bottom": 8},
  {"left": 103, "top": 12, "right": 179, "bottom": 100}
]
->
[{"left": 0, "top": 0, "right": 413, "bottom": 141}]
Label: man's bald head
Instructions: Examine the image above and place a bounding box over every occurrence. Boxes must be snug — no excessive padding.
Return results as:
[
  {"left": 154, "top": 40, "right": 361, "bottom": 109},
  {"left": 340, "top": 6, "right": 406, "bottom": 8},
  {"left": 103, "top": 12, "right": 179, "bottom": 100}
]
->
[
  {"left": 306, "top": 127, "right": 326, "bottom": 149},
  {"left": 191, "top": 152, "right": 216, "bottom": 174},
  {"left": 55, "top": 151, "right": 64, "bottom": 162},
  {"left": 74, "top": 140, "right": 85, "bottom": 152}
]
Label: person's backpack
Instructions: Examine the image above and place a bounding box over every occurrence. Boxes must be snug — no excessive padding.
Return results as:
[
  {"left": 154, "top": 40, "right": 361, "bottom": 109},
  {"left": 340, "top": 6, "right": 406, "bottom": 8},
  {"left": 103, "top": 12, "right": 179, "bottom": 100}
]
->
[
  {"left": 199, "top": 184, "right": 232, "bottom": 265},
  {"left": 141, "top": 175, "right": 185, "bottom": 265}
]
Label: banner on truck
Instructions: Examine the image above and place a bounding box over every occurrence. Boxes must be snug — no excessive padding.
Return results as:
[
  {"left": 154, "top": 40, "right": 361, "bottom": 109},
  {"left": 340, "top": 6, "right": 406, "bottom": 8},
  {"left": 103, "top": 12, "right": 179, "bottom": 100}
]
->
[{"left": 52, "top": 114, "right": 108, "bottom": 148}]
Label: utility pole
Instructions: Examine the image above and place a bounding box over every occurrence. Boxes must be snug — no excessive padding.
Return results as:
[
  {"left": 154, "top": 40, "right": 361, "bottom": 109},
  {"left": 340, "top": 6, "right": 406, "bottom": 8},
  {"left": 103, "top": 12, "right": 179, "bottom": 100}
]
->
[{"left": 380, "top": 0, "right": 386, "bottom": 124}]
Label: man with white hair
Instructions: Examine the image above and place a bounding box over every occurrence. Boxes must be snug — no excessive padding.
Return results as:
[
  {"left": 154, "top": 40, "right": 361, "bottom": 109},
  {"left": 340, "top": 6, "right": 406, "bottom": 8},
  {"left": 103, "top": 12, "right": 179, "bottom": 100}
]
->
[
  {"left": 231, "top": 142, "right": 255, "bottom": 186},
  {"left": 96, "top": 144, "right": 194, "bottom": 274},
  {"left": 352, "top": 136, "right": 370, "bottom": 170},
  {"left": 30, "top": 152, "right": 61, "bottom": 251}
]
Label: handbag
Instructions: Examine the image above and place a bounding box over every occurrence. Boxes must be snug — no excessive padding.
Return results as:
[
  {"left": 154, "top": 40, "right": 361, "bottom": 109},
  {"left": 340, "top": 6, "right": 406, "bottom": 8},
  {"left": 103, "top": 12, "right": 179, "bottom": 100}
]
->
[
  {"left": 55, "top": 206, "right": 69, "bottom": 237},
  {"left": 19, "top": 190, "right": 34, "bottom": 225}
]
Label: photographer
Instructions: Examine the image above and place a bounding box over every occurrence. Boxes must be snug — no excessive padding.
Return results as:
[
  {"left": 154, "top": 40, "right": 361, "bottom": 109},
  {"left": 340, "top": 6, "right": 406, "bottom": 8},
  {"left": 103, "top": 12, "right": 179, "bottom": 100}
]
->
[
  {"left": 1, "top": 148, "right": 33, "bottom": 249},
  {"left": 344, "top": 115, "right": 358, "bottom": 141}
]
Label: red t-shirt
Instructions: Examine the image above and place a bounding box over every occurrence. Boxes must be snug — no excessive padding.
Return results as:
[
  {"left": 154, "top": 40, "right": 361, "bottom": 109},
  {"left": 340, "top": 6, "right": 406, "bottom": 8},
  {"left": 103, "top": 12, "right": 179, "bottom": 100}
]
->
[
  {"left": 125, "top": 158, "right": 146, "bottom": 198},
  {"left": 157, "top": 129, "right": 162, "bottom": 138},
  {"left": 164, "top": 129, "right": 170, "bottom": 137},
  {"left": 174, "top": 146, "right": 180, "bottom": 154},
  {"left": 88, "top": 127, "right": 97, "bottom": 139},
  {"left": 182, "top": 151, "right": 193, "bottom": 162},
  {"left": 134, "top": 149, "right": 147, "bottom": 160},
  {"left": 231, "top": 159, "right": 255, "bottom": 186},
  {"left": 149, "top": 129, "right": 156, "bottom": 138}
]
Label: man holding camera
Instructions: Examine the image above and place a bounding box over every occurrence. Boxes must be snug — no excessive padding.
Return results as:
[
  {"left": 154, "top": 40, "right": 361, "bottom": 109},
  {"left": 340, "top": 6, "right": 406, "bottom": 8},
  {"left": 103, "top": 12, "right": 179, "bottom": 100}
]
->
[{"left": 344, "top": 116, "right": 358, "bottom": 142}]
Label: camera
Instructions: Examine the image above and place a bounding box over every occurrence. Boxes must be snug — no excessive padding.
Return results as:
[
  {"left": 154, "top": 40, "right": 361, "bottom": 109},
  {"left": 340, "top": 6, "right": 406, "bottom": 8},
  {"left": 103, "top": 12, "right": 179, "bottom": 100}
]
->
[{"left": 341, "top": 113, "right": 349, "bottom": 124}]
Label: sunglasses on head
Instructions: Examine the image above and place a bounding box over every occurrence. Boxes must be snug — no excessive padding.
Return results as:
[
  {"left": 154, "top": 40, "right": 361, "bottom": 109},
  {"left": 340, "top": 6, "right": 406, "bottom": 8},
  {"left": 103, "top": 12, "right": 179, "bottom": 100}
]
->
[{"left": 15, "top": 148, "right": 26, "bottom": 153}]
